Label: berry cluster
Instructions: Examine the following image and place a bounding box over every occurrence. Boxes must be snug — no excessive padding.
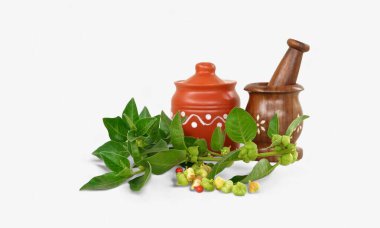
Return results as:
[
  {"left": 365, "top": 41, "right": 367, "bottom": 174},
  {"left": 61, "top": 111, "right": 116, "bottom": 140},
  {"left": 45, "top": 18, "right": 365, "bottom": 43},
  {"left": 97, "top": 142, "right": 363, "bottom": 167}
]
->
[{"left": 175, "top": 164, "right": 260, "bottom": 196}]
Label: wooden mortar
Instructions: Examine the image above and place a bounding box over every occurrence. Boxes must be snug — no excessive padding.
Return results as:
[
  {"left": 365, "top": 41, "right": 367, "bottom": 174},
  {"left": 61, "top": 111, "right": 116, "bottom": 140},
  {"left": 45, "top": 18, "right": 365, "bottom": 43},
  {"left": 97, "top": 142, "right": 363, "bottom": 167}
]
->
[{"left": 244, "top": 39, "right": 310, "bottom": 162}]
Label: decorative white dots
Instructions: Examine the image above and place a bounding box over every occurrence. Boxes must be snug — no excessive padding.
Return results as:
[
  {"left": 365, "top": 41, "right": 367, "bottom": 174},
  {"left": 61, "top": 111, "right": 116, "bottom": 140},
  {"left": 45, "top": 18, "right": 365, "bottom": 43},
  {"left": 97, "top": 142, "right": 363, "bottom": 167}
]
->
[
  {"left": 180, "top": 111, "right": 186, "bottom": 117},
  {"left": 191, "top": 122, "right": 198, "bottom": 128},
  {"left": 205, "top": 114, "right": 212, "bottom": 120},
  {"left": 223, "top": 114, "right": 228, "bottom": 119},
  {"left": 217, "top": 122, "right": 223, "bottom": 127}
]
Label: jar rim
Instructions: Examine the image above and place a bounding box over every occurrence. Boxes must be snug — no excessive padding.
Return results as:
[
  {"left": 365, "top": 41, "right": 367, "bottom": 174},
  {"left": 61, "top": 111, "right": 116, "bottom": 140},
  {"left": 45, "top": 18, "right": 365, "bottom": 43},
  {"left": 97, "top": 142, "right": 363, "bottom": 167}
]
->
[{"left": 244, "top": 82, "right": 304, "bottom": 93}]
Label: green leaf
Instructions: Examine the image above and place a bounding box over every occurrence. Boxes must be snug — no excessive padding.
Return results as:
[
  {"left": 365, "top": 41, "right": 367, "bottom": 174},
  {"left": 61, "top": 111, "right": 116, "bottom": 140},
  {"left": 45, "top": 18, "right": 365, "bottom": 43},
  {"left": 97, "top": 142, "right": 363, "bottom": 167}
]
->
[
  {"left": 211, "top": 127, "right": 225, "bottom": 151},
  {"left": 160, "top": 111, "right": 172, "bottom": 135},
  {"left": 285, "top": 115, "right": 309, "bottom": 136},
  {"left": 144, "top": 149, "right": 187, "bottom": 175},
  {"left": 194, "top": 138, "right": 209, "bottom": 157},
  {"left": 147, "top": 115, "right": 161, "bottom": 142},
  {"left": 267, "top": 113, "right": 279, "bottom": 138},
  {"left": 141, "top": 139, "right": 169, "bottom": 155},
  {"left": 92, "top": 141, "right": 130, "bottom": 172},
  {"left": 128, "top": 141, "right": 142, "bottom": 163},
  {"left": 103, "top": 117, "right": 128, "bottom": 142},
  {"left": 169, "top": 113, "right": 187, "bottom": 150},
  {"left": 129, "top": 161, "right": 152, "bottom": 191},
  {"left": 80, "top": 168, "right": 132, "bottom": 190},
  {"left": 207, "top": 150, "right": 240, "bottom": 179},
  {"left": 101, "top": 154, "right": 130, "bottom": 172},
  {"left": 136, "top": 117, "right": 158, "bottom": 136},
  {"left": 184, "top": 136, "right": 197, "bottom": 147},
  {"left": 230, "top": 159, "right": 277, "bottom": 183},
  {"left": 122, "top": 98, "right": 139, "bottom": 127},
  {"left": 127, "top": 130, "right": 138, "bottom": 141},
  {"left": 123, "top": 114, "right": 137, "bottom": 130},
  {"left": 225, "top": 108, "right": 257, "bottom": 144},
  {"left": 92, "top": 141, "right": 129, "bottom": 159},
  {"left": 139, "top": 106, "right": 151, "bottom": 119}
]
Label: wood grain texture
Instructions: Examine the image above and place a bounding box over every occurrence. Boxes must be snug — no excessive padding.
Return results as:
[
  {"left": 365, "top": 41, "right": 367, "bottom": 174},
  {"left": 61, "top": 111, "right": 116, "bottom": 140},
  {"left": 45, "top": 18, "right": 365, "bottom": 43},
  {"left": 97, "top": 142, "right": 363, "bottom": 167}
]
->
[{"left": 245, "top": 38, "right": 310, "bottom": 161}]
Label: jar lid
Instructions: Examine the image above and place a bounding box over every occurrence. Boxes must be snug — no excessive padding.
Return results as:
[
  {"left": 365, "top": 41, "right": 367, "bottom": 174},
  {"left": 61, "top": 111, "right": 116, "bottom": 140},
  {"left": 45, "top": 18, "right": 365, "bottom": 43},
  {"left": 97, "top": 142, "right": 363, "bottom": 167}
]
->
[{"left": 176, "top": 62, "right": 235, "bottom": 87}]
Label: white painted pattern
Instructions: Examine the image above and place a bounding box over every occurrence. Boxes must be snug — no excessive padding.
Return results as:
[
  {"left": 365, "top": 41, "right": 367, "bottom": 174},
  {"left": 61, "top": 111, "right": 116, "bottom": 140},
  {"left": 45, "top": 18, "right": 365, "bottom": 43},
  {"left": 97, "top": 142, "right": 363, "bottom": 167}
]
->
[
  {"left": 256, "top": 114, "right": 266, "bottom": 134},
  {"left": 182, "top": 113, "right": 227, "bottom": 126}
]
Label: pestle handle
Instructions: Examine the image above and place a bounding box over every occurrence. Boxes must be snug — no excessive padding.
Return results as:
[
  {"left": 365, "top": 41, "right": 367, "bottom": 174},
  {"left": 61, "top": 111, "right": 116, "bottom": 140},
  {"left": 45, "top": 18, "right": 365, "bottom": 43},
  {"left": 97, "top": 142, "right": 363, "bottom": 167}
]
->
[
  {"left": 287, "top": 39, "right": 310, "bottom": 52},
  {"left": 268, "top": 38, "right": 310, "bottom": 87}
]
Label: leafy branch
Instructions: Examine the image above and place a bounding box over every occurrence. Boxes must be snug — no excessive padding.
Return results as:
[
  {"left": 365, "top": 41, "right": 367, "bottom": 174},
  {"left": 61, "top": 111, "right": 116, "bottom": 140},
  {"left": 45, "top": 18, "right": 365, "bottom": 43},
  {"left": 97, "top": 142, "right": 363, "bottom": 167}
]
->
[{"left": 80, "top": 98, "right": 309, "bottom": 196}]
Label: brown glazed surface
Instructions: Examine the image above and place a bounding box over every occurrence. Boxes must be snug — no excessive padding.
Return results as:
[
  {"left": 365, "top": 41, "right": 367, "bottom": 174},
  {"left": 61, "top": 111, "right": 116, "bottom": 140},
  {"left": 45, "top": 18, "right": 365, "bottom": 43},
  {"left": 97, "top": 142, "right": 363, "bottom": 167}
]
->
[{"left": 172, "top": 62, "right": 240, "bottom": 150}]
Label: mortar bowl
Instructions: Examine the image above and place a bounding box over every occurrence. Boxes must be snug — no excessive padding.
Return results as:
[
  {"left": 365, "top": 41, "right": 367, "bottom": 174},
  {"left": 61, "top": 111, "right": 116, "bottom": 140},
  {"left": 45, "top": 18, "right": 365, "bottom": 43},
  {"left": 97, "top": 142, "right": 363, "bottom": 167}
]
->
[{"left": 244, "top": 82, "right": 304, "bottom": 162}]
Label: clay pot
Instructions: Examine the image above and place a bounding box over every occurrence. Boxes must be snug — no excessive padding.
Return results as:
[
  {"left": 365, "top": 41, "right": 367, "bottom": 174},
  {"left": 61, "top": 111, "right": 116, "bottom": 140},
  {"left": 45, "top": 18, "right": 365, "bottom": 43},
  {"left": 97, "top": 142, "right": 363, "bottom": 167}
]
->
[{"left": 171, "top": 62, "right": 240, "bottom": 150}]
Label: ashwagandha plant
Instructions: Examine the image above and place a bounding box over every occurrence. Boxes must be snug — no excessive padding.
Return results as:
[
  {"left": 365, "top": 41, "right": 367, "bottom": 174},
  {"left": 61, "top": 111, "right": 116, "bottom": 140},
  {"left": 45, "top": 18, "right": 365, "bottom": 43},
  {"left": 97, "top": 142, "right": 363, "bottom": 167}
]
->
[{"left": 80, "top": 98, "right": 308, "bottom": 196}]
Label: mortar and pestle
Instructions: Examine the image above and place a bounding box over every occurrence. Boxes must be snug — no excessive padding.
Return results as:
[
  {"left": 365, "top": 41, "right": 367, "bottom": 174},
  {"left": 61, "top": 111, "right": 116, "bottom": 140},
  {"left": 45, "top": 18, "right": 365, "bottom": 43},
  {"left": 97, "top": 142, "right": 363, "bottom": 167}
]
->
[{"left": 244, "top": 39, "right": 310, "bottom": 162}]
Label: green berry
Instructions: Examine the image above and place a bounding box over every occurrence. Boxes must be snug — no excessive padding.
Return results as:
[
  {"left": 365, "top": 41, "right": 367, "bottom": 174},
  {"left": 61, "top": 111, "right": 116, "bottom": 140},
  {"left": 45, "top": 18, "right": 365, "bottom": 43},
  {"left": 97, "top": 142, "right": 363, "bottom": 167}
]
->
[
  {"left": 238, "top": 148, "right": 248, "bottom": 160},
  {"left": 195, "top": 167, "right": 208, "bottom": 178},
  {"left": 201, "top": 164, "right": 212, "bottom": 174},
  {"left": 245, "top": 141, "right": 255, "bottom": 149},
  {"left": 279, "top": 153, "right": 293, "bottom": 166},
  {"left": 291, "top": 150, "right": 298, "bottom": 163},
  {"left": 220, "top": 180, "right": 234, "bottom": 193},
  {"left": 247, "top": 143, "right": 258, "bottom": 160},
  {"left": 281, "top": 136, "right": 291, "bottom": 146},
  {"left": 184, "top": 168, "right": 195, "bottom": 181},
  {"left": 201, "top": 178, "right": 215, "bottom": 191},
  {"left": 136, "top": 138, "right": 145, "bottom": 148},
  {"left": 221, "top": 147, "right": 231, "bottom": 156},
  {"left": 214, "top": 177, "right": 225, "bottom": 190},
  {"left": 176, "top": 173, "right": 189, "bottom": 186},
  {"left": 188, "top": 146, "right": 199, "bottom": 162},
  {"left": 232, "top": 182, "right": 247, "bottom": 196},
  {"left": 271, "top": 134, "right": 282, "bottom": 146}
]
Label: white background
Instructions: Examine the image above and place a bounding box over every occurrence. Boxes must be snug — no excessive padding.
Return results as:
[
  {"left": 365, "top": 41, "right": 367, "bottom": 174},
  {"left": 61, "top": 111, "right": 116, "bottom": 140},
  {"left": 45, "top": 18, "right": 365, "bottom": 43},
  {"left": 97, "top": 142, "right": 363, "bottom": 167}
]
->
[{"left": 1, "top": 0, "right": 379, "bottom": 227}]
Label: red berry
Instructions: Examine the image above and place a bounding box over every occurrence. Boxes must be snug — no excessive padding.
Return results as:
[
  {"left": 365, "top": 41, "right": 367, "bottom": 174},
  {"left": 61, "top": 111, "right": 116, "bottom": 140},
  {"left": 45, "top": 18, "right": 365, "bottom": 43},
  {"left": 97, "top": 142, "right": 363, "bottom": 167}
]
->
[
  {"left": 175, "top": 167, "right": 183, "bottom": 173},
  {"left": 194, "top": 185, "right": 204, "bottom": 193}
]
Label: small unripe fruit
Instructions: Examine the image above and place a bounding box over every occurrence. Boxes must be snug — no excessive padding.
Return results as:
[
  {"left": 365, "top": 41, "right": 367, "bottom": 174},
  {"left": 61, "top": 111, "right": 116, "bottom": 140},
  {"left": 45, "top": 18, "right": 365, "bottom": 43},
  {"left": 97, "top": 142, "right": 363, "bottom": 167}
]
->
[
  {"left": 238, "top": 148, "right": 248, "bottom": 159},
  {"left": 281, "top": 136, "right": 291, "bottom": 146},
  {"left": 214, "top": 176, "right": 225, "bottom": 190},
  {"left": 201, "top": 164, "right": 212, "bottom": 174},
  {"left": 196, "top": 168, "right": 208, "bottom": 178},
  {"left": 232, "top": 182, "right": 247, "bottom": 196},
  {"left": 279, "top": 153, "right": 293, "bottom": 166},
  {"left": 245, "top": 141, "right": 255, "bottom": 149},
  {"left": 184, "top": 168, "right": 195, "bottom": 181},
  {"left": 221, "top": 147, "right": 231, "bottom": 156},
  {"left": 247, "top": 149, "right": 258, "bottom": 161},
  {"left": 220, "top": 180, "right": 234, "bottom": 193},
  {"left": 248, "top": 181, "right": 260, "bottom": 193},
  {"left": 201, "top": 178, "right": 215, "bottom": 191},
  {"left": 291, "top": 150, "right": 298, "bottom": 163},
  {"left": 176, "top": 173, "right": 189, "bottom": 186},
  {"left": 271, "top": 134, "right": 282, "bottom": 146}
]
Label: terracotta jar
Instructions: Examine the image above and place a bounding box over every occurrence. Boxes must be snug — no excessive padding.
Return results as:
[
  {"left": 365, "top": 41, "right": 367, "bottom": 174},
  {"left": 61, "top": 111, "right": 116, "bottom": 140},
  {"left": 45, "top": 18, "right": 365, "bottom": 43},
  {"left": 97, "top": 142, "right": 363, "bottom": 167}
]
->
[{"left": 171, "top": 62, "right": 240, "bottom": 150}]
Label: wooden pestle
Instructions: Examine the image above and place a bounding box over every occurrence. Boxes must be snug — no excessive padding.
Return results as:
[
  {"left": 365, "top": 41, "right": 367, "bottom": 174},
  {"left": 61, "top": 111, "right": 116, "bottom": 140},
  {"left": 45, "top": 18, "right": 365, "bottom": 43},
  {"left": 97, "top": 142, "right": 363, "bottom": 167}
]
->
[{"left": 268, "top": 39, "right": 310, "bottom": 87}]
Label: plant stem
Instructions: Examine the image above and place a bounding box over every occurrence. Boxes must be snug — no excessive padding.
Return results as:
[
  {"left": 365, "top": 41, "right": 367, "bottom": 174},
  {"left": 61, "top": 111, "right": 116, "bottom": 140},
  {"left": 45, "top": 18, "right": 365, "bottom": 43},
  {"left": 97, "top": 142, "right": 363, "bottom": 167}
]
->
[
  {"left": 132, "top": 167, "right": 145, "bottom": 175},
  {"left": 257, "top": 151, "right": 279, "bottom": 157},
  {"left": 198, "top": 156, "right": 222, "bottom": 162},
  {"left": 209, "top": 151, "right": 221, "bottom": 156}
]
